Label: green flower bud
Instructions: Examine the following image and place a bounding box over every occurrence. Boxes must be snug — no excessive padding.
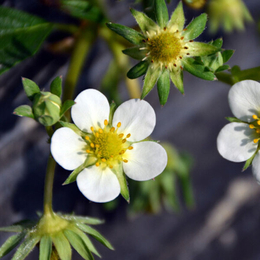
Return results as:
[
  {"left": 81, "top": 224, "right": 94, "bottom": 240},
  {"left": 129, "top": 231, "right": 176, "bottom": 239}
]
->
[{"left": 32, "top": 92, "right": 61, "bottom": 126}]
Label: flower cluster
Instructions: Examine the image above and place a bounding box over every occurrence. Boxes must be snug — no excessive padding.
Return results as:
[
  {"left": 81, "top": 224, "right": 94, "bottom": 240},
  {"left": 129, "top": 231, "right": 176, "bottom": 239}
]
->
[
  {"left": 217, "top": 80, "right": 260, "bottom": 181},
  {"left": 51, "top": 89, "right": 167, "bottom": 203}
]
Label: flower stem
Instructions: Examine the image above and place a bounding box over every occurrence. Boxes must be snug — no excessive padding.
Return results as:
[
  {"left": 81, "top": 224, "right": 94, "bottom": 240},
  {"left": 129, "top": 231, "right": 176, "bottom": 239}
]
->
[
  {"left": 43, "top": 154, "right": 56, "bottom": 216},
  {"left": 62, "top": 25, "right": 97, "bottom": 114}
]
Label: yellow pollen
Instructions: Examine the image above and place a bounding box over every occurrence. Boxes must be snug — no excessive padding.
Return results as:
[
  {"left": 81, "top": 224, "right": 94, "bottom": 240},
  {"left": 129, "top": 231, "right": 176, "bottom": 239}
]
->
[
  {"left": 252, "top": 115, "right": 258, "bottom": 119},
  {"left": 110, "top": 155, "right": 114, "bottom": 158},
  {"left": 122, "top": 139, "right": 126, "bottom": 143},
  {"left": 126, "top": 133, "right": 131, "bottom": 138},
  {"left": 109, "top": 165, "right": 113, "bottom": 169},
  {"left": 90, "top": 143, "right": 95, "bottom": 148},
  {"left": 91, "top": 126, "right": 94, "bottom": 132},
  {"left": 86, "top": 149, "right": 91, "bottom": 153},
  {"left": 257, "top": 121, "right": 260, "bottom": 125},
  {"left": 123, "top": 159, "right": 128, "bottom": 163},
  {"left": 254, "top": 139, "right": 259, "bottom": 144},
  {"left": 110, "top": 127, "right": 115, "bottom": 132},
  {"left": 249, "top": 124, "right": 255, "bottom": 129},
  {"left": 95, "top": 144, "right": 100, "bottom": 148},
  {"left": 128, "top": 146, "right": 133, "bottom": 150},
  {"left": 104, "top": 119, "right": 108, "bottom": 126},
  {"left": 99, "top": 128, "right": 103, "bottom": 133},
  {"left": 117, "top": 122, "right": 121, "bottom": 128},
  {"left": 95, "top": 162, "right": 100, "bottom": 167},
  {"left": 119, "top": 133, "right": 124, "bottom": 138},
  {"left": 101, "top": 158, "right": 106, "bottom": 162}
]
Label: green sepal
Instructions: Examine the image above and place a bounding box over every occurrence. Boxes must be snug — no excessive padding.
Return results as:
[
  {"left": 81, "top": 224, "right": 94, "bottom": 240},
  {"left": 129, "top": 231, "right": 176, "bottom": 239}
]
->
[
  {"left": 38, "top": 116, "right": 54, "bottom": 127},
  {"left": 0, "top": 7, "right": 52, "bottom": 75},
  {"left": 59, "top": 121, "right": 82, "bottom": 136},
  {"left": 60, "top": 100, "right": 75, "bottom": 117},
  {"left": 122, "top": 47, "right": 147, "bottom": 60},
  {"left": 201, "top": 52, "right": 223, "bottom": 73},
  {"left": 168, "top": 2, "right": 185, "bottom": 31},
  {"left": 182, "top": 58, "right": 216, "bottom": 81},
  {"left": 141, "top": 66, "right": 161, "bottom": 99},
  {"left": 22, "top": 78, "right": 40, "bottom": 101},
  {"left": 183, "top": 13, "right": 207, "bottom": 40},
  {"left": 212, "top": 38, "right": 223, "bottom": 48},
  {"left": 63, "top": 157, "right": 97, "bottom": 185},
  {"left": 130, "top": 8, "right": 159, "bottom": 34},
  {"left": 11, "top": 234, "right": 40, "bottom": 260},
  {"left": 51, "top": 232, "right": 71, "bottom": 260},
  {"left": 243, "top": 149, "right": 258, "bottom": 171},
  {"left": 215, "top": 65, "right": 230, "bottom": 73},
  {"left": 110, "top": 163, "right": 129, "bottom": 202},
  {"left": 0, "top": 220, "right": 37, "bottom": 233},
  {"left": 109, "top": 101, "right": 117, "bottom": 125},
  {"left": 0, "top": 232, "right": 25, "bottom": 258},
  {"left": 66, "top": 225, "right": 100, "bottom": 257},
  {"left": 64, "top": 229, "right": 94, "bottom": 260},
  {"left": 13, "top": 105, "right": 34, "bottom": 119},
  {"left": 154, "top": 0, "right": 169, "bottom": 28},
  {"left": 106, "top": 22, "right": 146, "bottom": 45},
  {"left": 222, "top": 49, "right": 235, "bottom": 63},
  {"left": 39, "top": 236, "right": 52, "bottom": 260},
  {"left": 157, "top": 69, "right": 170, "bottom": 105},
  {"left": 61, "top": 214, "right": 104, "bottom": 225},
  {"left": 225, "top": 117, "right": 244, "bottom": 123},
  {"left": 170, "top": 69, "right": 184, "bottom": 94},
  {"left": 188, "top": 42, "right": 220, "bottom": 57},
  {"left": 76, "top": 223, "right": 114, "bottom": 250},
  {"left": 127, "top": 61, "right": 149, "bottom": 79},
  {"left": 50, "top": 76, "right": 62, "bottom": 98}
]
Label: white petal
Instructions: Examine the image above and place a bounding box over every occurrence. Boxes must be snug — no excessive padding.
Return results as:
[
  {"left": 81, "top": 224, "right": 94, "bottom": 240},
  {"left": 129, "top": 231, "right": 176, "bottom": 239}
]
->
[
  {"left": 112, "top": 99, "right": 156, "bottom": 142},
  {"left": 51, "top": 127, "right": 87, "bottom": 170},
  {"left": 71, "top": 89, "right": 110, "bottom": 132},
  {"left": 252, "top": 151, "right": 260, "bottom": 184},
  {"left": 123, "top": 141, "right": 167, "bottom": 181},
  {"left": 229, "top": 80, "right": 260, "bottom": 122},
  {"left": 76, "top": 166, "right": 120, "bottom": 203},
  {"left": 217, "top": 122, "right": 257, "bottom": 162}
]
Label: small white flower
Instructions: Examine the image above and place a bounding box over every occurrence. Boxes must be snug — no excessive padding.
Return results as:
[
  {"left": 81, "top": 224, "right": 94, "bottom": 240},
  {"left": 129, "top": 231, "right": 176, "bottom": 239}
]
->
[
  {"left": 217, "top": 80, "right": 260, "bottom": 182},
  {"left": 51, "top": 89, "right": 167, "bottom": 203}
]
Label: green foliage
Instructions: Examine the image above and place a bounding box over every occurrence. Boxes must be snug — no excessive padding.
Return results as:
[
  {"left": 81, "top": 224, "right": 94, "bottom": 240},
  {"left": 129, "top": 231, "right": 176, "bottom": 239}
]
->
[
  {"left": 22, "top": 78, "right": 40, "bottom": 101},
  {"left": 13, "top": 105, "right": 34, "bottom": 119},
  {"left": 50, "top": 76, "right": 63, "bottom": 98},
  {"left": 0, "top": 7, "right": 52, "bottom": 75}
]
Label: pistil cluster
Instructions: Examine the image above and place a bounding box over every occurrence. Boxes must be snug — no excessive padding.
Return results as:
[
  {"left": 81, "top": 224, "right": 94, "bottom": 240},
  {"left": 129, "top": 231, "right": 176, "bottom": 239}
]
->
[{"left": 84, "top": 119, "right": 133, "bottom": 168}]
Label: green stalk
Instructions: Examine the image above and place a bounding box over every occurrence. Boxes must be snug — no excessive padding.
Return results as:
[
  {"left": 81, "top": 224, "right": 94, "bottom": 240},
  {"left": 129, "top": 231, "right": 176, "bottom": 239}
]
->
[
  {"left": 62, "top": 26, "right": 97, "bottom": 109},
  {"left": 43, "top": 154, "right": 56, "bottom": 216}
]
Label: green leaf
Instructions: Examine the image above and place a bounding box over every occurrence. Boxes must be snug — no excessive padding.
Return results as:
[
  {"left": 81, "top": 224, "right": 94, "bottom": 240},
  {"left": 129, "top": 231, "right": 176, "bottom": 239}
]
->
[
  {"left": 182, "top": 58, "right": 216, "bottom": 81},
  {"left": 13, "top": 105, "right": 34, "bottom": 119},
  {"left": 127, "top": 61, "right": 149, "bottom": 79},
  {"left": 0, "top": 232, "right": 25, "bottom": 258},
  {"left": 183, "top": 13, "right": 207, "bottom": 40},
  {"left": 51, "top": 232, "right": 71, "bottom": 260},
  {"left": 187, "top": 42, "right": 220, "bottom": 57},
  {"left": 60, "top": 100, "right": 75, "bottom": 117},
  {"left": 110, "top": 163, "right": 129, "bottom": 202},
  {"left": 22, "top": 78, "right": 40, "bottom": 101},
  {"left": 215, "top": 65, "right": 230, "bottom": 73},
  {"left": 60, "top": 0, "right": 104, "bottom": 22},
  {"left": 66, "top": 225, "right": 100, "bottom": 257},
  {"left": 39, "top": 236, "right": 52, "bottom": 260},
  {"left": 225, "top": 117, "right": 244, "bottom": 123},
  {"left": 122, "top": 47, "right": 147, "bottom": 60},
  {"left": 61, "top": 214, "right": 104, "bottom": 225},
  {"left": 76, "top": 224, "right": 114, "bottom": 250},
  {"left": 50, "top": 76, "right": 62, "bottom": 98},
  {"left": 11, "top": 234, "right": 40, "bottom": 260},
  {"left": 130, "top": 8, "right": 159, "bottom": 34},
  {"left": 64, "top": 229, "right": 94, "bottom": 260},
  {"left": 106, "top": 23, "right": 146, "bottom": 45},
  {"left": 141, "top": 66, "right": 161, "bottom": 99},
  {"left": 63, "top": 157, "right": 96, "bottom": 185},
  {"left": 222, "top": 49, "right": 235, "bottom": 63},
  {"left": 170, "top": 69, "right": 184, "bottom": 94},
  {"left": 157, "top": 69, "right": 170, "bottom": 105},
  {"left": 0, "top": 7, "right": 52, "bottom": 75},
  {"left": 168, "top": 2, "right": 185, "bottom": 31},
  {"left": 154, "top": 0, "right": 169, "bottom": 28}
]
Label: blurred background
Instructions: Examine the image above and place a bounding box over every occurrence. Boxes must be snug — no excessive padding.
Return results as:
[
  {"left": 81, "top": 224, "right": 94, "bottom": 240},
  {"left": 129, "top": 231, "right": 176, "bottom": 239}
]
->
[{"left": 0, "top": 0, "right": 260, "bottom": 259}]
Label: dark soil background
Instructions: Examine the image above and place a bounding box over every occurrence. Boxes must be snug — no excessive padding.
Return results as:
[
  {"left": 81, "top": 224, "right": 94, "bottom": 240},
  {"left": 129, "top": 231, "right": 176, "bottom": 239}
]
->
[{"left": 0, "top": 0, "right": 260, "bottom": 259}]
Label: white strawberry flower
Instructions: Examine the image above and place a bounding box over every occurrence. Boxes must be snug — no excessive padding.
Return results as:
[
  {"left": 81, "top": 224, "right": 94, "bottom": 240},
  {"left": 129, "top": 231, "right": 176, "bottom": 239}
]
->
[
  {"left": 217, "top": 80, "right": 260, "bottom": 182},
  {"left": 51, "top": 89, "right": 167, "bottom": 203}
]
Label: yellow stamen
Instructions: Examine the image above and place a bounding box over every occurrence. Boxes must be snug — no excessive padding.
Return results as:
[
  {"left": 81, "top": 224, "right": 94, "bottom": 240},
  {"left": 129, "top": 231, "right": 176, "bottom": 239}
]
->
[
  {"left": 126, "top": 133, "right": 131, "bottom": 138},
  {"left": 110, "top": 127, "right": 115, "bottom": 132},
  {"left": 254, "top": 139, "right": 259, "bottom": 144},
  {"left": 117, "top": 122, "right": 121, "bottom": 128},
  {"left": 109, "top": 165, "right": 113, "bottom": 169},
  {"left": 128, "top": 146, "right": 133, "bottom": 150},
  {"left": 104, "top": 119, "right": 108, "bottom": 126},
  {"left": 90, "top": 143, "right": 95, "bottom": 148},
  {"left": 95, "top": 133, "right": 99, "bottom": 137},
  {"left": 85, "top": 136, "right": 90, "bottom": 141},
  {"left": 99, "top": 128, "right": 103, "bottom": 133},
  {"left": 256, "top": 129, "right": 260, "bottom": 134},
  {"left": 86, "top": 150, "right": 91, "bottom": 153},
  {"left": 119, "top": 133, "right": 124, "bottom": 138},
  {"left": 253, "top": 115, "right": 258, "bottom": 120},
  {"left": 249, "top": 124, "right": 255, "bottom": 129},
  {"left": 123, "top": 159, "right": 128, "bottom": 163},
  {"left": 101, "top": 158, "right": 106, "bottom": 162},
  {"left": 95, "top": 144, "right": 100, "bottom": 148},
  {"left": 122, "top": 139, "right": 126, "bottom": 143},
  {"left": 95, "top": 162, "right": 100, "bottom": 167},
  {"left": 257, "top": 121, "right": 260, "bottom": 125},
  {"left": 91, "top": 126, "right": 94, "bottom": 132}
]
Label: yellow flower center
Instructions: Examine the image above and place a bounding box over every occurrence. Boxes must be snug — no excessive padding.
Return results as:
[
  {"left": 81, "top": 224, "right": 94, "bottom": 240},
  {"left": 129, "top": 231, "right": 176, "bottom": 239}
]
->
[
  {"left": 148, "top": 31, "right": 182, "bottom": 65},
  {"left": 249, "top": 114, "right": 260, "bottom": 144},
  {"left": 85, "top": 120, "right": 133, "bottom": 168}
]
